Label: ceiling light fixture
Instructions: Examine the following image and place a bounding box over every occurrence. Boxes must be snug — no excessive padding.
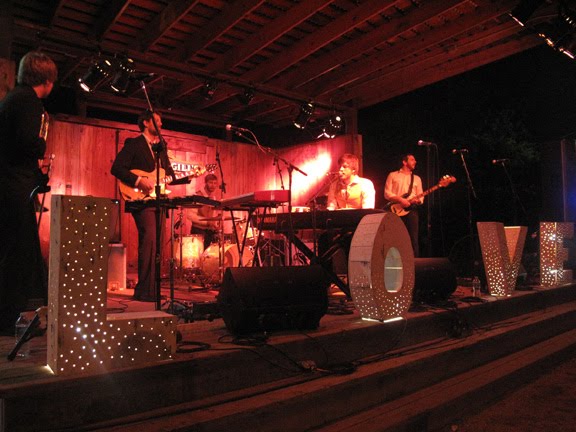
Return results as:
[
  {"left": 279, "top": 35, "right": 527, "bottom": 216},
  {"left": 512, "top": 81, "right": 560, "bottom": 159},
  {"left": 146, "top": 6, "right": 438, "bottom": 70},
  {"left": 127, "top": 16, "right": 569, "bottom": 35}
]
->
[
  {"left": 78, "top": 59, "right": 112, "bottom": 93},
  {"left": 293, "top": 101, "right": 315, "bottom": 129},
  {"left": 318, "top": 114, "right": 344, "bottom": 139},
  {"left": 110, "top": 56, "right": 135, "bottom": 94},
  {"left": 238, "top": 87, "right": 255, "bottom": 105},
  {"left": 202, "top": 80, "right": 218, "bottom": 100}
]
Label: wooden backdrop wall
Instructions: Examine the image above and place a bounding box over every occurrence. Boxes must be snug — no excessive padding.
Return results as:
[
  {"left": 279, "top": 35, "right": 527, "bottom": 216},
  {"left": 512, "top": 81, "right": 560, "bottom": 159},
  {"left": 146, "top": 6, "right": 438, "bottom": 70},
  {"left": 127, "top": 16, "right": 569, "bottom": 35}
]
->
[{"left": 41, "top": 115, "right": 361, "bottom": 273}]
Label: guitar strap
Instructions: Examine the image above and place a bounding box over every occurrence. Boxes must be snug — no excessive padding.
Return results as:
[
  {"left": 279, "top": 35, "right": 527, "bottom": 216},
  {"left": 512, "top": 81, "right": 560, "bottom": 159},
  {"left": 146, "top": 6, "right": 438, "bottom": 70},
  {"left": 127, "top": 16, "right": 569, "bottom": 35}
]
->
[{"left": 406, "top": 172, "right": 414, "bottom": 197}]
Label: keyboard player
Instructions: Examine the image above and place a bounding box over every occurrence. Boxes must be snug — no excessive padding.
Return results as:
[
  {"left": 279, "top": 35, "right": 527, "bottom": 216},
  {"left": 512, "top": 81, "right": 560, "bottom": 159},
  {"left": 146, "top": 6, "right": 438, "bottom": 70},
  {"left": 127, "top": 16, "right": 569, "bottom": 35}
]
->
[
  {"left": 322, "top": 153, "right": 375, "bottom": 275},
  {"left": 327, "top": 153, "right": 375, "bottom": 210}
]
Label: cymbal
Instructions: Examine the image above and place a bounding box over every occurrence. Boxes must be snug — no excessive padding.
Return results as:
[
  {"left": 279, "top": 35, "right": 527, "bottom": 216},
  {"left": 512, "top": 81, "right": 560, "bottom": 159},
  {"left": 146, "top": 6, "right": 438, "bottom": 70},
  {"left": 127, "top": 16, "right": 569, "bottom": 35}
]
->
[{"left": 199, "top": 216, "right": 241, "bottom": 221}]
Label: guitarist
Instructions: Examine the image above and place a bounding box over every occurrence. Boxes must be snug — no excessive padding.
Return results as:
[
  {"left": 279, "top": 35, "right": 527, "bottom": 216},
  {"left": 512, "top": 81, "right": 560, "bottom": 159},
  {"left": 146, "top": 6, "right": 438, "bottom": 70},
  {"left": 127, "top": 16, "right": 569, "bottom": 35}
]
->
[
  {"left": 384, "top": 154, "right": 424, "bottom": 257},
  {"left": 0, "top": 51, "right": 57, "bottom": 334},
  {"left": 111, "top": 110, "right": 188, "bottom": 302}
]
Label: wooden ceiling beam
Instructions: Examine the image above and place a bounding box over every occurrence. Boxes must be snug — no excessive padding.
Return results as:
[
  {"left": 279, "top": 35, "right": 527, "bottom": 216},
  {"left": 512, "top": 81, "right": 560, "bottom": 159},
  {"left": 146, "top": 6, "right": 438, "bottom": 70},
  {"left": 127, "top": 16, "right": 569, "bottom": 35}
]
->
[
  {"left": 337, "top": 21, "right": 530, "bottom": 103},
  {"left": 350, "top": 35, "right": 542, "bottom": 109},
  {"left": 270, "top": 0, "right": 467, "bottom": 92},
  {"left": 138, "top": 0, "right": 201, "bottom": 52},
  {"left": 246, "top": 18, "right": 530, "bottom": 118},
  {"left": 191, "top": 0, "right": 400, "bottom": 110},
  {"left": 303, "top": 0, "right": 519, "bottom": 98},
  {"left": 173, "top": 0, "right": 266, "bottom": 63},
  {"left": 205, "top": 0, "right": 334, "bottom": 73},
  {"left": 90, "top": 0, "right": 131, "bottom": 41},
  {"left": 47, "top": 0, "right": 66, "bottom": 30}
]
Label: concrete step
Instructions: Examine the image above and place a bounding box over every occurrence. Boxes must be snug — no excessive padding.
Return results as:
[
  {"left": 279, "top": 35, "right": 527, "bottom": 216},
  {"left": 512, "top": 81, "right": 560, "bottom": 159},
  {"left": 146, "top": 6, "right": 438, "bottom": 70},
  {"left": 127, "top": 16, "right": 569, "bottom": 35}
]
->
[{"left": 82, "top": 300, "right": 576, "bottom": 432}]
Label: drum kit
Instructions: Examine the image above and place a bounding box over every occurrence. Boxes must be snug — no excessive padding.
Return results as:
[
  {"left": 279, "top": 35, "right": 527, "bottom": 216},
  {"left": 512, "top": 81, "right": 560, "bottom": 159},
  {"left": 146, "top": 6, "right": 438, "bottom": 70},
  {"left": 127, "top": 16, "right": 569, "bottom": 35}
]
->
[{"left": 172, "top": 210, "right": 256, "bottom": 286}]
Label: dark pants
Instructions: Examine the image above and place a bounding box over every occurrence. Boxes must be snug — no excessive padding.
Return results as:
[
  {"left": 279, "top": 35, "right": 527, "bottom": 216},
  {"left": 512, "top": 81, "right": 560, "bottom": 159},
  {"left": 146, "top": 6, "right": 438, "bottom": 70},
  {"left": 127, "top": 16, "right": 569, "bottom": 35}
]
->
[
  {"left": 401, "top": 211, "right": 419, "bottom": 257},
  {"left": 132, "top": 207, "right": 165, "bottom": 300},
  {"left": 0, "top": 176, "right": 47, "bottom": 330}
]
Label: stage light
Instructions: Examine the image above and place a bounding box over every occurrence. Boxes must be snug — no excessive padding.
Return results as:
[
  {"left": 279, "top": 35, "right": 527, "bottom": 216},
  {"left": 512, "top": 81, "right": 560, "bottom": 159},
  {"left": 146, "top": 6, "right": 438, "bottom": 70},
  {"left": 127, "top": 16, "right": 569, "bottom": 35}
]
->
[
  {"left": 318, "top": 114, "right": 344, "bottom": 139},
  {"left": 238, "top": 87, "right": 255, "bottom": 105},
  {"left": 202, "top": 79, "right": 218, "bottom": 100},
  {"left": 293, "top": 101, "right": 315, "bottom": 129},
  {"left": 110, "top": 56, "right": 135, "bottom": 93},
  {"left": 78, "top": 59, "right": 112, "bottom": 93},
  {"left": 509, "top": 0, "right": 544, "bottom": 26}
]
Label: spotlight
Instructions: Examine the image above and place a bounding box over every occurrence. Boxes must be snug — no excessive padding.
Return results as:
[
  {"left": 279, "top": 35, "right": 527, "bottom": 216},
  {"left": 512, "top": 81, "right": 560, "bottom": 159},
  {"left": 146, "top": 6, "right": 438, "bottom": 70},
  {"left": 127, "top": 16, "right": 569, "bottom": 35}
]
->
[
  {"left": 509, "top": 0, "right": 544, "bottom": 27},
  {"left": 202, "top": 80, "right": 218, "bottom": 100},
  {"left": 110, "top": 56, "right": 135, "bottom": 94},
  {"left": 536, "top": 14, "right": 576, "bottom": 59},
  {"left": 318, "top": 115, "right": 344, "bottom": 139},
  {"left": 78, "top": 59, "right": 112, "bottom": 93},
  {"left": 238, "top": 87, "right": 255, "bottom": 105},
  {"left": 293, "top": 101, "right": 315, "bottom": 129}
]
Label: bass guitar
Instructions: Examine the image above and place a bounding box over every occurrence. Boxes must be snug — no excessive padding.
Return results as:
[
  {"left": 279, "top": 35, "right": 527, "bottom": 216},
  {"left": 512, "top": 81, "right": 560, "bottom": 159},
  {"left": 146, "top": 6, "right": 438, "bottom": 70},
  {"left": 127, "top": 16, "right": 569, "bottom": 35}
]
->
[
  {"left": 119, "top": 163, "right": 217, "bottom": 201},
  {"left": 384, "top": 175, "right": 456, "bottom": 217}
]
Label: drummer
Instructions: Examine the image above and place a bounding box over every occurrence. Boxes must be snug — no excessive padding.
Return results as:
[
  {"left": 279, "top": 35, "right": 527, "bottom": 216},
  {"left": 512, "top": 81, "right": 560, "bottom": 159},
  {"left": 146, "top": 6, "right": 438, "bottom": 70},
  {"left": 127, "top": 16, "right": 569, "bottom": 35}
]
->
[{"left": 186, "top": 173, "right": 221, "bottom": 249}]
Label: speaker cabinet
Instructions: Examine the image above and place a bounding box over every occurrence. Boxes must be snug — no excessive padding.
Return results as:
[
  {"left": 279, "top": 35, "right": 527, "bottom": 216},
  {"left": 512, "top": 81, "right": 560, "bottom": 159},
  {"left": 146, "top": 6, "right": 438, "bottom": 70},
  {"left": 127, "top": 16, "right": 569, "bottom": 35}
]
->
[
  {"left": 217, "top": 265, "right": 330, "bottom": 335},
  {"left": 413, "top": 258, "right": 457, "bottom": 304}
]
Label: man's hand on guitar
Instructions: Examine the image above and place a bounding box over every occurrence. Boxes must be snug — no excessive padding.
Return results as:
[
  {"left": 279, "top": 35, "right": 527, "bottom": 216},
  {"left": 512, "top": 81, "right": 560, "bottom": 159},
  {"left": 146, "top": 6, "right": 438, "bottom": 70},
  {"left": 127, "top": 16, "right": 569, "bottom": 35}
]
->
[
  {"left": 399, "top": 197, "right": 412, "bottom": 208},
  {"left": 138, "top": 177, "right": 155, "bottom": 194}
]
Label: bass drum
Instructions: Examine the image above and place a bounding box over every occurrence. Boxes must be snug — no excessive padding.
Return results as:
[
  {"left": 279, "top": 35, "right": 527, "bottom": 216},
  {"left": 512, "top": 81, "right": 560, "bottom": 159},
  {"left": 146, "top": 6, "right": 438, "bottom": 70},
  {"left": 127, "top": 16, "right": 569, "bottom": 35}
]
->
[
  {"left": 201, "top": 243, "right": 254, "bottom": 283},
  {"left": 174, "top": 235, "right": 204, "bottom": 269}
]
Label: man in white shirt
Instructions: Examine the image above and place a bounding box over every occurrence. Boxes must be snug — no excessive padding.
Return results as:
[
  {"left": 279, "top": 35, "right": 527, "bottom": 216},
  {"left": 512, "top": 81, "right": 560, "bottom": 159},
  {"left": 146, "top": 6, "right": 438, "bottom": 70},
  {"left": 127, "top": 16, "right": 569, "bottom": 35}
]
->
[
  {"left": 327, "top": 153, "right": 375, "bottom": 210},
  {"left": 384, "top": 154, "right": 423, "bottom": 257}
]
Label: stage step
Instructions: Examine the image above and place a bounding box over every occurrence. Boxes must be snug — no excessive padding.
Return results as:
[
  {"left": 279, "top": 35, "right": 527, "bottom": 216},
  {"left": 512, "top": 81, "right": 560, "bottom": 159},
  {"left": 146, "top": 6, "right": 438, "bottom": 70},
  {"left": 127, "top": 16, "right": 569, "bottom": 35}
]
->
[{"left": 84, "top": 300, "right": 576, "bottom": 432}]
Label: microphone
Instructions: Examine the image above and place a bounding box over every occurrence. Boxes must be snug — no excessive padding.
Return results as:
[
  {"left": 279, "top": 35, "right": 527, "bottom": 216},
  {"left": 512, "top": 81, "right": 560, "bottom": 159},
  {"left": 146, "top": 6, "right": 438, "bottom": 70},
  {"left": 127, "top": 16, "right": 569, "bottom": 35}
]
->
[
  {"left": 326, "top": 171, "right": 339, "bottom": 176},
  {"left": 418, "top": 140, "right": 435, "bottom": 146},
  {"left": 129, "top": 72, "right": 156, "bottom": 81},
  {"left": 226, "top": 124, "right": 250, "bottom": 133},
  {"left": 492, "top": 158, "right": 509, "bottom": 164},
  {"left": 452, "top": 148, "right": 469, "bottom": 154}
]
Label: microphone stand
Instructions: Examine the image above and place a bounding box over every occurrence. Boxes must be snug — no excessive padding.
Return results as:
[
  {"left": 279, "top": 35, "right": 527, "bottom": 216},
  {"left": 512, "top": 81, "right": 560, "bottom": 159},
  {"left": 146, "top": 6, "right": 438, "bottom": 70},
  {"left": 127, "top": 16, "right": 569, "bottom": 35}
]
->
[
  {"left": 233, "top": 129, "right": 308, "bottom": 265},
  {"left": 456, "top": 150, "right": 479, "bottom": 277},
  {"left": 496, "top": 160, "right": 527, "bottom": 225},
  {"left": 140, "top": 79, "right": 167, "bottom": 311},
  {"left": 215, "top": 143, "right": 226, "bottom": 283}
]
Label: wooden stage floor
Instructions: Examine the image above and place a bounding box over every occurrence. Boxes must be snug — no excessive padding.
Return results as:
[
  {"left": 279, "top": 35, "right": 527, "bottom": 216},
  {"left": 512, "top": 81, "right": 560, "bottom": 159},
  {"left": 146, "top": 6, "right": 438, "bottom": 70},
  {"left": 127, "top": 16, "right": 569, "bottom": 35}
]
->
[{"left": 1, "top": 278, "right": 576, "bottom": 432}]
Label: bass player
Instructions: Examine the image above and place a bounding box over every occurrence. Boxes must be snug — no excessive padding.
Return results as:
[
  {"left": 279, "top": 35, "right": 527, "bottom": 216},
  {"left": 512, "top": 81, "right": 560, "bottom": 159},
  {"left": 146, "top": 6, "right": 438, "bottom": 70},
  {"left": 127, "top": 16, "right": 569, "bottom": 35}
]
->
[{"left": 384, "top": 154, "right": 424, "bottom": 257}]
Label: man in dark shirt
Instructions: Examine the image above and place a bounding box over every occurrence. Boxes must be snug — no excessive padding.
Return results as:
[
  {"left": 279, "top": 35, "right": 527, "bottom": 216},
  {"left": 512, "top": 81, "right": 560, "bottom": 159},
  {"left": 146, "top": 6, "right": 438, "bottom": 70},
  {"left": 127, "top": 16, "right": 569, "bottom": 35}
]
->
[
  {"left": 0, "top": 51, "right": 57, "bottom": 332},
  {"left": 111, "top": 110, "right": 186, "bottom": 302}
]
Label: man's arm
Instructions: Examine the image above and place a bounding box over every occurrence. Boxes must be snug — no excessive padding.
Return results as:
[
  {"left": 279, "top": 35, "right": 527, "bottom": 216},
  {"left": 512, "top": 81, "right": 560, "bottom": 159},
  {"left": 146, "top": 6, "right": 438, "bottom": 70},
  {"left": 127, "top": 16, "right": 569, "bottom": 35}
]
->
[{"left": 361, "top": 178, "right": 376, "bottom": 209}]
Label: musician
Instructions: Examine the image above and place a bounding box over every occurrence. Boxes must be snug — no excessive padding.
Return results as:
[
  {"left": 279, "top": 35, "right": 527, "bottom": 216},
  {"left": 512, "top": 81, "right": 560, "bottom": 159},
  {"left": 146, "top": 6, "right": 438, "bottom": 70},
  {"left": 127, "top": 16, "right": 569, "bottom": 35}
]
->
[
  {"left": 327, "top": 153, "right": 375, "bottom": 210},
  {"left": 111, "top": 109, "right": 187, "bottom": 302},
  {"left": 186, "top": 173, "right": 220, "bottom": 249},
  {"left": 0, "top": 51, "right": 57, "bottom": 332},
  {"left": 323, "top": 153, "right": 375, "bottom": 275},
  {"left": 384, "top": 154, "right": 423, "bottom": 257}
]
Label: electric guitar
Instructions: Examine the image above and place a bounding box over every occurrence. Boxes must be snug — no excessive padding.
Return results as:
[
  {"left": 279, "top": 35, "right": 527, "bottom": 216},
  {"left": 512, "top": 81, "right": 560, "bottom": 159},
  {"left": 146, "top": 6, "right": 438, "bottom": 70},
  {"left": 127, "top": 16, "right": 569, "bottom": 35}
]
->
[
  {"left": 119, "top": 163, "right": 217, "bottom": 201},
  {"left": 384, "top": 175, "right": 456, "bottom": 217}
]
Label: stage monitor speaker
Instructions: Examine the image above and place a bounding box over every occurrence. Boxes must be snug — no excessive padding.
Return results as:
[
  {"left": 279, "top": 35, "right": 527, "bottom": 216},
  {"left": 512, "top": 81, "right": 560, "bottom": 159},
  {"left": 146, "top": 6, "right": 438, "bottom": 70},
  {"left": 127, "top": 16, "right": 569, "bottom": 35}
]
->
[
  {"left": 413, "top": 258, "right": 457, "bottom": 304},
  {"left": 217, "top": 265, "right": 330, "bottom": 335}
]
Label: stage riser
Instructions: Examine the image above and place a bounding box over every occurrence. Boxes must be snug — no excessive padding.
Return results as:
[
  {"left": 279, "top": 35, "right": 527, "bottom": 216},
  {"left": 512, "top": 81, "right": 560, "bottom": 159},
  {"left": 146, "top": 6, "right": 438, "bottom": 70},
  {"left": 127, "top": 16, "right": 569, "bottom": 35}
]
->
[
  {"left": 74, "top": 304, "right": 576, "bottom": 432},
  {"left": 2, "top": 286, "right": 576, "bottom": 431}
]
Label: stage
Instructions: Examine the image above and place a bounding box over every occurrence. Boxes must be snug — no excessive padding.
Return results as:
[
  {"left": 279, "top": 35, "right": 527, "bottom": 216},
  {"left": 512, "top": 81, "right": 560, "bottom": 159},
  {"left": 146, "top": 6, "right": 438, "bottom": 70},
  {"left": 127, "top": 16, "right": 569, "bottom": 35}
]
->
[{"left": 1, "top": 279, "right": 576, "bottom": 432}]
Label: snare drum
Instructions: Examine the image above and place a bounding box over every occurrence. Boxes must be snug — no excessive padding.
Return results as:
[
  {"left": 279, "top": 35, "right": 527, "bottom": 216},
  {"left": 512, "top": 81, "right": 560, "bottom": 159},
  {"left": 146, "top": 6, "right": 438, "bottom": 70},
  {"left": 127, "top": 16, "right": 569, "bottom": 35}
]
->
[
  {"left": 174, "top": 235, "right": 204, "bottom": 268},
  {"left": 201, "top": 243, "right": 254, "bottom": 282}
]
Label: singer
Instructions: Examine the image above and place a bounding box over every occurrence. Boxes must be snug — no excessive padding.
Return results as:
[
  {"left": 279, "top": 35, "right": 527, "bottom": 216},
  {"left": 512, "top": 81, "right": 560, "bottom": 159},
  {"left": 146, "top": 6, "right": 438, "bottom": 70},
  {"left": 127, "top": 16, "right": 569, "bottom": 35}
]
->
[
  {"left": 111, "top": 110, "right": 189, "bottom": 302},
  {"left": 326, "top": 153, "right": 375, "bottom": 210},
  {"left": 384, "top": 154, "right": 423, "bottom": 257},
  {"left": 0, "top": 51, "right": 58, "bottom": 334},
  {"left": 322, "top": 153, "right": 375, "bottom": 277}
]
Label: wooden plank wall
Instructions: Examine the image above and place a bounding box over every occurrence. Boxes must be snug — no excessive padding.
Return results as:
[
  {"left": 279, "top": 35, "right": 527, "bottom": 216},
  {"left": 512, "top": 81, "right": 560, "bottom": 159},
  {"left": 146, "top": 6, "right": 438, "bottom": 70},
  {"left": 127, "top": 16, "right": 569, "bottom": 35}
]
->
[{"left": 40, "top": 115, "right": 360, "bottom": 272}]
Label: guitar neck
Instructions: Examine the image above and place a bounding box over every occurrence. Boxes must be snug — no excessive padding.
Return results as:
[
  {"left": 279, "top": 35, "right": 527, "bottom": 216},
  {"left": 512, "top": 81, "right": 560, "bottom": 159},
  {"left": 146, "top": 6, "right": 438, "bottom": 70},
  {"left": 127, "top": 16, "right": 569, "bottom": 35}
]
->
[{"left": 414, "top": 184, "right": 441, "bottom": 200}]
